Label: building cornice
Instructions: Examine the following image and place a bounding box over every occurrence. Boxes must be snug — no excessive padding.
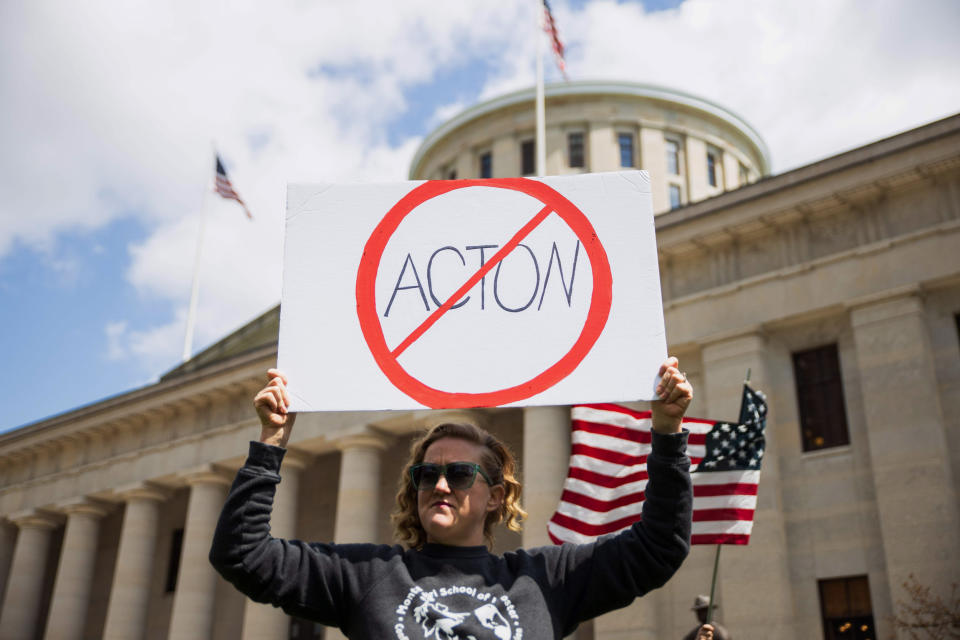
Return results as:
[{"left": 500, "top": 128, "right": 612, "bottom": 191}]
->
[
  {"left": 409, "top": 79, "right": 771, "bottom": 178},
  {"left": 656, "top": 112, "right": 960, "bottom": 236}
]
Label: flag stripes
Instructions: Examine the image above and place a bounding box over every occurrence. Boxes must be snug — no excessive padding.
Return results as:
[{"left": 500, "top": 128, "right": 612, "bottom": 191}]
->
[
  {"left": 548, "top": 401, "right": 764, "bottom": 546},
  {"left": 560, "top": 489, "right": 645, "bottom": 515},
  {"left": 567, "top": 466, "right": 647, "bottom": 488},
  {"left": 542, "top": 0, "right": 567, "bottom": 79},
  {"left": 214, "top": 154, "right": 253, "bottom": 220}
]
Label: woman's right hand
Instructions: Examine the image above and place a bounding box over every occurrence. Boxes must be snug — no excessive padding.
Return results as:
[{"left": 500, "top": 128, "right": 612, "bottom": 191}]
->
[{"left": 254, "top": 369, "right": 296, "bottom": 448}]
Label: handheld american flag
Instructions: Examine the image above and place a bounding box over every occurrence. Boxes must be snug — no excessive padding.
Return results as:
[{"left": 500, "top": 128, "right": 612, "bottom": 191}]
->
[
  {"left": 214, "top": 154, "right": 253, "bottom": 220},
  {"left": 548, "top": 385, "right": 767, "bottom": 545}
]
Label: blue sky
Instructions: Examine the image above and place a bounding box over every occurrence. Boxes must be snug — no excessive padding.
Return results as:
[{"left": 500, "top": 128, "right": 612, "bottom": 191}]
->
[{"left": 1, "top": 0, "right": 958, "bottom": 431}]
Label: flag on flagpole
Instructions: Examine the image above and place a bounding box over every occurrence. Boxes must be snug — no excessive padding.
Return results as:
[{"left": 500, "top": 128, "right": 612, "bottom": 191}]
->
[
  {"left": 542, "top": 0, "right": 568, "bottom": 80},
  {"left": 548, "top": 385, "right": 767, "bottom": 546},
  {"left": 214, "top": 154, "right": 253, "bottom": 219}
]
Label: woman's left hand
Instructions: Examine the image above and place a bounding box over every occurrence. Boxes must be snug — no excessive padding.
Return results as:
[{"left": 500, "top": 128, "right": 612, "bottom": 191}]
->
[{"left": 651, "top": 356, "right": 693, "bottom": 434}]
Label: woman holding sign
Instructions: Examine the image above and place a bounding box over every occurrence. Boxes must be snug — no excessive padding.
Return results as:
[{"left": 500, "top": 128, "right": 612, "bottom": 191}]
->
[{"left": 210, "top": 358, "right": 693, "bottom": 639}]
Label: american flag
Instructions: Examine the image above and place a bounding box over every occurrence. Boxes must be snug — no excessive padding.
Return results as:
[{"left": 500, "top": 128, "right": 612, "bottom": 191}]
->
[
  {"left": 548, "top": 385, "right": 767, "bottom": 546},
  {"left": 214, "top": 154, "right": 253, "bottom": 220},
  {"left": 542, "top": 0, "right": 568, "bottom": 80}
]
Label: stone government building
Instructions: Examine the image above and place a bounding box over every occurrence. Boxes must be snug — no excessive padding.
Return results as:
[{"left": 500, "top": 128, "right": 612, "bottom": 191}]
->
[{"left": 1, "top": 81, "right": 958, "bottom": 640}]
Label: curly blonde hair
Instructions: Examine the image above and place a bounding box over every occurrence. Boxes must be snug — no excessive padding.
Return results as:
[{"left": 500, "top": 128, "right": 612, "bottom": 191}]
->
[{"left": 391, "top": 422, "right": 526, "bottom": 549}]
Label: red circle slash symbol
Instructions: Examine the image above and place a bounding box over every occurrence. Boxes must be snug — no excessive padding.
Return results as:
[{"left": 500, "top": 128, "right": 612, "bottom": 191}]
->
[{"left": 356, "top": 178, "right": 612, "bottom": 408}]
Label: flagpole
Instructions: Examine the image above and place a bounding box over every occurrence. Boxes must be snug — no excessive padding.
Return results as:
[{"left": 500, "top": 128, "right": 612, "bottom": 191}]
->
[
  {"left": 706, "top": 544, "right": 721, "bottom": 624},
  {"left": 182, "top": 147, "right": 213, "bottom": 362},
  {"left": 704, "top": 366, "right": 753, "bottom": 624},
  {"left": 535, "top": 0, "right": 547, "bottom": 177}
]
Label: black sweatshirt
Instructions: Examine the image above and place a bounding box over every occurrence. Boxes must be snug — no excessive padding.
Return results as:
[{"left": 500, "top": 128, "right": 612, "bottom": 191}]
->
[{"left": 210, "top": 431, "right": 692, "bottom": 640}]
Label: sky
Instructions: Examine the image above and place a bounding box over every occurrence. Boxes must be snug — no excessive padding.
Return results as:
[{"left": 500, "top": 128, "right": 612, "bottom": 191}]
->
[{"left": 1, "top": 0, "right": 958, "bottom": 432}]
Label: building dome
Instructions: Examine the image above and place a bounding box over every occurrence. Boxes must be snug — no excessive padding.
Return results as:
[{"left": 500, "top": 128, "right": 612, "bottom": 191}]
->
[{"left": 410, "top": 80, "right": 770, "bottom": 214}]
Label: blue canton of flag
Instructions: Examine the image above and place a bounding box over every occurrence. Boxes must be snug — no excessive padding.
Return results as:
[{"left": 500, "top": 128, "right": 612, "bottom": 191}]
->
[{"left": 698, "top": 385, "right": 767, "bottom": 472}]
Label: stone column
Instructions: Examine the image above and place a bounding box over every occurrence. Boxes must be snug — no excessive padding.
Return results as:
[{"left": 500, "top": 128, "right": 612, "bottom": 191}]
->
[
  {"left": 0, "top": 510, "right": 60, "bottom": 640},
  {"left": 168, "top": 469, "right": 231, "bottom": 640},
  {"left": 640, "top": 129, "right": 668, "bottom": 213},
  {"left": 240, "top": 450, "right": 309, "bottom": 640},
  {"left": 850, "top": 293, "right": 960, "bottom": 603},
  {"left": 491, "top": 135, "right": 519, "bottom": 179},
  {"left": 588, "top": 123, "right": 618, "bottom": 172},
  {"left": 522, "top": 406, "right": 601, "bottom": 640},
  {"left": 684, "top": 137, "right": 708, "bottom": 203},
  {"left": 698, "top": 333, "right": 796, "bottom": 640},
  {"left": 324, "top": 434, "right": 388, "bottom": 640},
  {"left": 0, "top": 520, "right": 16, "bottom": 617},
  {"left": 521, "top": 405, "right": 570, "bottom": 547},
  {"left": 102, "top": 484, "right": 167, "bottom": 640},
  {"left": 42, "top": 499, "right": 110, "bottom": 640},
  {"left": 333, "top": 435, "right": 389, "bottom": 543}
]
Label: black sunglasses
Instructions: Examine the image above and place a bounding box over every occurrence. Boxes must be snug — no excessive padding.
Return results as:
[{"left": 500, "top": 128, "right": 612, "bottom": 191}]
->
[{"left": 409, "top": 462, "right": 493, "bottom": 491}]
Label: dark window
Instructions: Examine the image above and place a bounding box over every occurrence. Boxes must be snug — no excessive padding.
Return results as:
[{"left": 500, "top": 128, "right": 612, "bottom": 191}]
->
[
  {"left": 793, "top": 344, "right": 850, "bottom": 452},
  {"left": 666, "top": 139, "right": 680, "bottom": 175},
  {"left": 479, "top": 152, "right": 492, "bottom": 179},
  {"left": 446, "top": 168, "right": 457, "bottom": 180},
  {"left": 165, "top": 528, "right": 184, "bottom": 593},
  {"left": 618, "top": 133, "right": 635, "bottom": 167},
  {"left": 521, "top": 139, "right": 536, "bottom": 176},
  {"left": 707, "top": 151, "right": 718, "bottom": 187},
  {"left": 818, "top": 576, "right": 876, "bottom": 640},
  {"left": 669, "top": 185, "right": 682, "bottom": 210},
  {"left": 568, "top": 132, "right": 585, "bottom": 168},
  {"left": 739, "top": 162, "right": 749, "bottom": 185}
]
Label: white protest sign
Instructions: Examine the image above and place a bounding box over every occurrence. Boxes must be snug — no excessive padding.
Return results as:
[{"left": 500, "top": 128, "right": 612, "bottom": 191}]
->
[{"left": 278, "top": 171, "right": 666, "bottom": 411}]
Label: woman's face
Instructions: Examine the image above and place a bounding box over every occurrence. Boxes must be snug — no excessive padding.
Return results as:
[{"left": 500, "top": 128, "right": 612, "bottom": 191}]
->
[{"left": 416, "top": 437, "right": 504, "bottom": 547}]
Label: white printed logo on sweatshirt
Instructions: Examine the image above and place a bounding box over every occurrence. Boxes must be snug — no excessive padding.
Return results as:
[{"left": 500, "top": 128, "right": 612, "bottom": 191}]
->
[{"left": 394, "top": 585, "right": 523, "bottom": 640}]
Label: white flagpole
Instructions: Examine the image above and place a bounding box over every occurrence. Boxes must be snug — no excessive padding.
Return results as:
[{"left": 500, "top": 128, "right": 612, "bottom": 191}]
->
[
  {"left": 182, "top": 147, "right": 213, "bottom": 362},
  {"left": 535, "top": 0, "right": 547, "bottom": 177}
]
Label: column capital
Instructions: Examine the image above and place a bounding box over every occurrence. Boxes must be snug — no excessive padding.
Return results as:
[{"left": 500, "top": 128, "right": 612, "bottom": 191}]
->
[
  {"left": 52, "top": 497, "right": 112, "bottom": 519},
  {"left": 7, "top": 509, "right": 61, "bottom": 530},
  {"left": 281, "top": 446, "right": 312, "bottom": 471},
  {"left": 333, "top": 432, "right": 391, "bottom": 452},
  {"left": 522, "top": 404, "right": 569, "bottom": 415},
  {"left": 700, "top": 328, "right": 767, "bottom": 362},
  {"left": 113, "top": 482, "right": 169, "bottom": 503},
  {"left": 848, "top": 286, "right": 924, "bottom": 327},
  {"left": 179, "top": 465, "right": 232, "bottom": 487}
]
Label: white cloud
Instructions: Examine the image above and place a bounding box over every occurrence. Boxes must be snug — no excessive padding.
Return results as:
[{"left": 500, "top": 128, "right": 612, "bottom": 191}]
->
[
  {"left": 0, "top": 0, "right": 535, "bottom": 372},
  {"left": 3, "top": 0, "right": 958, "bottom": 383},
  {"left": 559, "top": 0, "right": 960, "bottom": 171},
  {"left": 105, "top": 321, "right": 128, "bottom": 361},
  {"left": 0, "top": 0, "right": 535, "bottom": 253}
]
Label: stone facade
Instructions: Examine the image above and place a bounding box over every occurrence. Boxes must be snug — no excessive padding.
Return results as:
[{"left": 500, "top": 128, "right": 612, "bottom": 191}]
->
[{"left": 1, "top": 87, "right": 958, "bottom": 639}]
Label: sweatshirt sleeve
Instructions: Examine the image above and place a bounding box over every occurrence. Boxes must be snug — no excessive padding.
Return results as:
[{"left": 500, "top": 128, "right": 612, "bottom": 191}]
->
[
  {"left": 208, "top": 441, "right": 378, "bottom": 626},
  {"left": 554, "top": 430, "right": 693, "bottom": 633}
]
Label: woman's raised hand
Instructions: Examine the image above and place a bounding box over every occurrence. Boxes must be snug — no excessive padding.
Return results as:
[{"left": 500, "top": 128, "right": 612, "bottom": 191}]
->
[
  {"left": 651, "top": 356, "right": 693, "bottom": 434},
  {"left": 254, "top": 369, "right": 296, "bottom": 448}
]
